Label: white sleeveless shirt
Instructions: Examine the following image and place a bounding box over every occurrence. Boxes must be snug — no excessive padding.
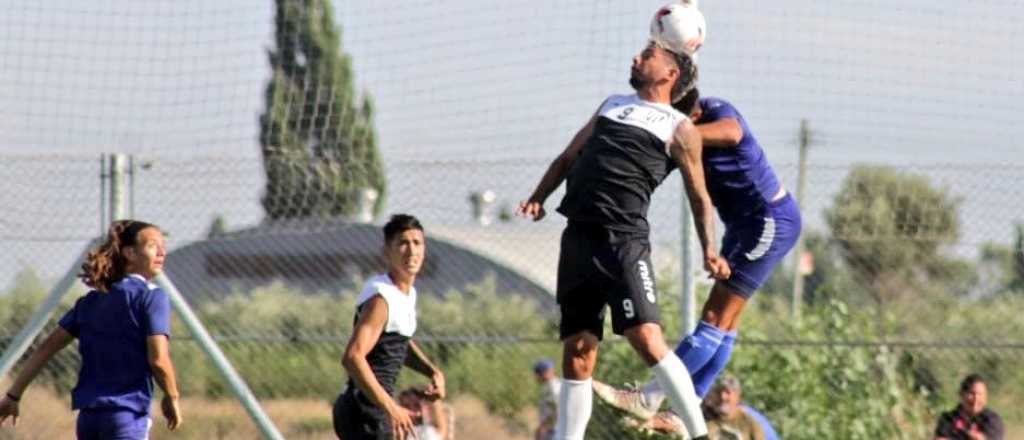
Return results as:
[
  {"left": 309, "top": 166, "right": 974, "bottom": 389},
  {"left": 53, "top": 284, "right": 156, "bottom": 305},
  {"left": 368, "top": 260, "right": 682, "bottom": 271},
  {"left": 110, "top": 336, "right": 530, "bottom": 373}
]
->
[{"left": 356, "top": 274, "right": 418, "bottom": 337}]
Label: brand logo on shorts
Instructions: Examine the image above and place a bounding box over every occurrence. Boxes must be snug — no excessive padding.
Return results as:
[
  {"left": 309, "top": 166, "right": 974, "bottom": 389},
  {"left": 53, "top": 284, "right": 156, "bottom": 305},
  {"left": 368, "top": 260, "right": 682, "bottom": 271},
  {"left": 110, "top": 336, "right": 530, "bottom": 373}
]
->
[{"left": 637, "top": 261, "right": 656, "bottom": 303}]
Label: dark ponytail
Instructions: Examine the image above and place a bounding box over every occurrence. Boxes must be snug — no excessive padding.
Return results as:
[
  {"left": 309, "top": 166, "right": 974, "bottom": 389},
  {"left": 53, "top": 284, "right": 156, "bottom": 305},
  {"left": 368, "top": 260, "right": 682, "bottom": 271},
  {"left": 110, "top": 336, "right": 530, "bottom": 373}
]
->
[{"left": 79, "top": 220, "right": 157, "bottom": 292}]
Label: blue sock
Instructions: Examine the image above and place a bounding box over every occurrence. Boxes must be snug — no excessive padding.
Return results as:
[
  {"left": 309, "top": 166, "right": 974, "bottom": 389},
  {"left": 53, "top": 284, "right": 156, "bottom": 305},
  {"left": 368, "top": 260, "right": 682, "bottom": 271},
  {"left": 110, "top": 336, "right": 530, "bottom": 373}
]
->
[
  {"left": 672, "top": 321, "right": 726, "bottom": 377},
  {"left": 692, "top": 330, "right": 737, "bottom": 398}
]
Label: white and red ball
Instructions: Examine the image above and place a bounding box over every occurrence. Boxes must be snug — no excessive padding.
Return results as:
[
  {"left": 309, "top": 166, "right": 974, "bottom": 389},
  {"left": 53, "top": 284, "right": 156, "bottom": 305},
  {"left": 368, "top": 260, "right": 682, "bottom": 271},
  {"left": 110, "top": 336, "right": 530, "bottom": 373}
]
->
[{"left": 649, "top": 2, "right": 707, "bottom": 56}]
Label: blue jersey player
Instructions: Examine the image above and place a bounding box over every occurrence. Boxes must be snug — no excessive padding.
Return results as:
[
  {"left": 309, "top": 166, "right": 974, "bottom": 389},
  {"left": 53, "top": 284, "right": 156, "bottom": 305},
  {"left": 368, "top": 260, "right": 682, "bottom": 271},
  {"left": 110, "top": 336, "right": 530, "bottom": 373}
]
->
[
  {"left": 0, "top": 220, "right": 182, "bottom": 439},
  {"left": 593, "top": 88, "right": 802, "bottom": 421}
]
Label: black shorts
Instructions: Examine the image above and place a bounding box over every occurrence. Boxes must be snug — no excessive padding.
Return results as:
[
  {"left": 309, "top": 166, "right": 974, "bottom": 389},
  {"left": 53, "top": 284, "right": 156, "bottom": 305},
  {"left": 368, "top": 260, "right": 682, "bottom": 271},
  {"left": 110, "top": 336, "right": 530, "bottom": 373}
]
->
[
  {"left": 333, "top": 389, "right": 389, "bottom": 440},
  {"left": 557, "top": 221, "right": 661, "bottom": 340}
]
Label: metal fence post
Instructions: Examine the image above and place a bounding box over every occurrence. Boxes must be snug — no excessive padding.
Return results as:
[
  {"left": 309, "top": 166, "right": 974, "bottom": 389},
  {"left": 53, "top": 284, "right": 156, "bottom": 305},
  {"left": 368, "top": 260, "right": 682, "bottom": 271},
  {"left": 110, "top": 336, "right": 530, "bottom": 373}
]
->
[
  {"left": 681, "top": 197, "right": 698, "bottom": 336},
  {"left": 790, "top": 120, "right": 810, "bottom": 320},
  {"left": 112, "top": 154, "right": 284, "bottom": 439},
  {"left": 0, "top": 240, "right": 99, "bottom": 379},
  {"left": 110, "top": 153, "right": 127, "bottom": 221},
  {"left": 155, "top": 275, "right": 286, "bottom": 440}
]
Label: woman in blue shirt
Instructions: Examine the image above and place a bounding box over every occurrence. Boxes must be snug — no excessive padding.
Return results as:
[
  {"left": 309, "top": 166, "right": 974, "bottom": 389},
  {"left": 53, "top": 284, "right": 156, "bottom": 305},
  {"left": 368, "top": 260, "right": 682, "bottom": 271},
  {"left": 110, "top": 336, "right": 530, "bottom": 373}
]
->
[{"left": 0, "top": 220, "right": 182, "bottom": 439}]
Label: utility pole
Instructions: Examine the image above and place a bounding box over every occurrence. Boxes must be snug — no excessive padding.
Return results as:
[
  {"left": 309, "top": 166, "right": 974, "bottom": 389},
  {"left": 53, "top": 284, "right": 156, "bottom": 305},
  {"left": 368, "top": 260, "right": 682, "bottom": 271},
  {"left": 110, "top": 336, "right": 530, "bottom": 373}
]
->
[
  {"left": 791, "top": 119, "right": 810, "bottom": 319},
  {"left": 109, "top": 154, "right": 128, "bottom": 221}
]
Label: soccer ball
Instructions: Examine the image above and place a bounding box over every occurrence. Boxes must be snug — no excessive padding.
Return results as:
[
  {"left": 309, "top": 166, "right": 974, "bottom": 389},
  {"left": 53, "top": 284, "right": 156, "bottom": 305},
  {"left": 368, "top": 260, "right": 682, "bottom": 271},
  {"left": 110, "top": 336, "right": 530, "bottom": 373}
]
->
[{"left": 649, "top": 2, "right": 706, "bottom": 56}]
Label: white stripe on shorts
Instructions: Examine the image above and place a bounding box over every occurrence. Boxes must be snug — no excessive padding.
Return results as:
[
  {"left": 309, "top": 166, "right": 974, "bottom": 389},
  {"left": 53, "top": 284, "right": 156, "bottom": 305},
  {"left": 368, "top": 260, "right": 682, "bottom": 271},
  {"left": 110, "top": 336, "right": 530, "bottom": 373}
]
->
[{"left": 744, "top": 217, "right": 776, "bottom": 261}]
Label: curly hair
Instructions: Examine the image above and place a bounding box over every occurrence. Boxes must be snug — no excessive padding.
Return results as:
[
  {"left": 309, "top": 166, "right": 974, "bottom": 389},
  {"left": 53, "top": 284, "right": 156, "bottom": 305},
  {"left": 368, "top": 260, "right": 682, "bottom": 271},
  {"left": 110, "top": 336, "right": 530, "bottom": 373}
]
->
[{"left": 79, "top": 220, "right": 159, "bottom": 292}]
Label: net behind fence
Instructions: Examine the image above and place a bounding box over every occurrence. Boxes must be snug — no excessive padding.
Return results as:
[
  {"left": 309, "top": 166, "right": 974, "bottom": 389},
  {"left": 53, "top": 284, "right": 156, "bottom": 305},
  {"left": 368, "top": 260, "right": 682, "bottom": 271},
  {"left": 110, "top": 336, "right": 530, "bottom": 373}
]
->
[
  {"left": 3, "top": 155, "right": 1024, "bottom": 439},
  {"left": 2, "top": 0, "right": 1024, "bottom": 439}
]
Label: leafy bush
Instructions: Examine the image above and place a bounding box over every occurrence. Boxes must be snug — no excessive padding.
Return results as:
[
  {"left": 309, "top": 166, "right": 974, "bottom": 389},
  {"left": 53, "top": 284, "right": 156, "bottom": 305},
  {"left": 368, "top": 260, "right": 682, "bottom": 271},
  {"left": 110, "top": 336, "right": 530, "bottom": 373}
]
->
[
  {"left": 2, "top": 268, "right": 1021, "bottom": 437},
  {"left": 171, "top": 274, "right": 561, "bottom": 426},
  {"left": 734, "top": 300, "right": 934, "bottom": 439}
]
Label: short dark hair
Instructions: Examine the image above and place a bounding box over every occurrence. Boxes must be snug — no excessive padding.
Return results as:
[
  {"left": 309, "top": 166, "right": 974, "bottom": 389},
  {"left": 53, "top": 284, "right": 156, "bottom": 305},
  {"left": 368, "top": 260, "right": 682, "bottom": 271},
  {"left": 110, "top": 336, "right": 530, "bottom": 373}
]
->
[
  {"left": 960, "top": 373, "right": 986, "bottom": 393},
  {"left": 383, "top": 214, "right": 424, "bottom": 244},
  {"left": 673, "top": 87, "right": 700, "bottom": 115}
]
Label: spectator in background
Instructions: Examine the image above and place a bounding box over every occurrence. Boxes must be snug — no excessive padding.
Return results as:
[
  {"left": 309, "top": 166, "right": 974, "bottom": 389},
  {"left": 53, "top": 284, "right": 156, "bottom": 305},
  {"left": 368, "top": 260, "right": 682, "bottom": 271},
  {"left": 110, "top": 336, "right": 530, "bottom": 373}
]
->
[
  {"left": 533, "top": 359, "right": 560, "bottom": 440},
  {"left": 617, "top": 374, "right": 777, "bottom": 440},
  {"left": 934, "top": 373, "right": 1004, "bottom": 440},
  {"left": 398, "top": 386, "right": 451, "bottom": 440},
  {"left": 703, "top": 375, "right": 765, "bottom": 440}
]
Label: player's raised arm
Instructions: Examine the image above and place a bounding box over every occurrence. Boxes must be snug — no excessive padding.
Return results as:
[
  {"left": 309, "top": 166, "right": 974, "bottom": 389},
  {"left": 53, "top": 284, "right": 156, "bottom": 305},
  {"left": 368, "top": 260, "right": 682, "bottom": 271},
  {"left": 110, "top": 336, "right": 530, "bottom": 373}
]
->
[
  {"left": 696, "top": 118, "right": 743, "bottom": 147},
  {"left": 518, "top": 108, "right": 601, "bottom": 221},
  {"left": 669, "top": 118, "right": 730, "bottom": 280}
]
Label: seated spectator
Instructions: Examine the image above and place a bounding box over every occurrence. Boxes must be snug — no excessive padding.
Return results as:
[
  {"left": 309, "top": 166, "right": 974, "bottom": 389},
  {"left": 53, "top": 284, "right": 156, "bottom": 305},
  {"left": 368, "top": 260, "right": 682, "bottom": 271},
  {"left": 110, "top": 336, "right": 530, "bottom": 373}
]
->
[
  {"left": 738, "top": 404, "right": 778, "bottom": 440},
  {"left": 934, "top": 373, "right": 1003, "bottom": 440},
  {"left": 398, "top": 386, "right": 452, "bottom": 440},
  {"left": 703, "top": 375, "right": 765, "bottom": 440},
  {"left": 620, "top": 374, "right": 774, "bottom": 440}
]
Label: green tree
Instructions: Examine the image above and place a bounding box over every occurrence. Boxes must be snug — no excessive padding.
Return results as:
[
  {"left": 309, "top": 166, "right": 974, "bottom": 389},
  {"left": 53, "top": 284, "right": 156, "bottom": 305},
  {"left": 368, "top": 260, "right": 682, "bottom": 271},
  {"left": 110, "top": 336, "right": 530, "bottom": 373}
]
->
[
  {"left": 797, "top": 230, "right": 865, "bottom": 306},
  {"left": 979, "top": 223, "right": 1024, "bottom": 295},
  {"left": 759, "top": 230, "right": 866, "bottom": 308},
  {"left": 260, "top": 0, "right": 385, "bottom": 221},
  {"left": 825, "top": 165, "right": 969, "bottom": 304}
]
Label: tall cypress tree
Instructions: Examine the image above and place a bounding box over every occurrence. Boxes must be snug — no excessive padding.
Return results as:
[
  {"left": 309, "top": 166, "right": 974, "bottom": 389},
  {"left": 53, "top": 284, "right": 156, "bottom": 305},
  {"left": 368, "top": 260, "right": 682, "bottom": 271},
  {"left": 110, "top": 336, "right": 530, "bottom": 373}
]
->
[{"left": 260, "top": 0, "right": 385, "bottom": 221}]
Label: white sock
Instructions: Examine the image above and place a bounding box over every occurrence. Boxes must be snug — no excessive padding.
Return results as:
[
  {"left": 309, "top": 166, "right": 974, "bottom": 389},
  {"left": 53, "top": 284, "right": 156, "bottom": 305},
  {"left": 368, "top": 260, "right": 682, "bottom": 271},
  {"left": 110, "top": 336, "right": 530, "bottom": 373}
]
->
[
  {"left": 640, "top": 378, "right": 666, "bottom": 410},
  {"left": 554, "top": 378, "right": 593, "bottom": 440},
  {"left": 651, "top": 353, "right": 708, "bottom": 438}
]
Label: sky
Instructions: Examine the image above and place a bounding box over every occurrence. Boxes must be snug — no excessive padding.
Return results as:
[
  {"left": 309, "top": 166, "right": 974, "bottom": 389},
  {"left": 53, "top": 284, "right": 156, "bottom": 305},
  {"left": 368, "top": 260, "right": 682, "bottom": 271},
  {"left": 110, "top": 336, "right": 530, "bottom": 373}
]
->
[
  {"left": 1, "top": 0, "right": 1023, "bottom": 285},
  {"left": 2, "top": 1, "right": 1021, "bottom": 162}
]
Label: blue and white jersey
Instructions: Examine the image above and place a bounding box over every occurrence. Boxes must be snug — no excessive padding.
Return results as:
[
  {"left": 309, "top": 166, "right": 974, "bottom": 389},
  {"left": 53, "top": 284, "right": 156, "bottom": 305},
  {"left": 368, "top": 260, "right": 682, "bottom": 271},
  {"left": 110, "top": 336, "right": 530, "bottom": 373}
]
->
[
  {"left": 698, "top": 97, "right": 782, "bottom": 225},
  {"left": 557, "top": 94, "right": 688, "bottom": 233}
]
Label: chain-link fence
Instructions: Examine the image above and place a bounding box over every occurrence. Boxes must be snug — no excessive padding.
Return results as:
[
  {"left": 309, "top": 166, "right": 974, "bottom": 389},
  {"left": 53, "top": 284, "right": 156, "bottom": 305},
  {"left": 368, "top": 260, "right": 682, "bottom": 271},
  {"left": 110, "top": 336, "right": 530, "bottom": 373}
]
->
[
  {"left": 2, "top": 154, "right": 1023, "bottom": 439},
  {"left": 3, "top": 0, "right": 1024, "bottom": 438}
]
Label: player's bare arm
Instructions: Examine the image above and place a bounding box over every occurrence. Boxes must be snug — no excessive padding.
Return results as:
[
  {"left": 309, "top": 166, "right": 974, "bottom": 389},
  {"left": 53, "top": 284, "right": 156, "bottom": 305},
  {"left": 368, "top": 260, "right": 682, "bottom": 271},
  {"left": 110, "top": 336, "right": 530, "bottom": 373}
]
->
[
  {"left": 670, "top": 118, "right": 730, "bottom": 280},
  {"left": 147, "top": 334, "right": 182, "bottom": 430},
  {"left": 518, "top": 111, "right": 600, "bottom": 221},
  {"left": 0, "top": 328, "right": 74, "bottom": 427},
  {"left": 696, "top": 118, "right": 743, "bottom": 147},
  {"left": 342, "top": 295, "right": 418, "bottom": 439},
  {"left": 404, "top": 340, "right": 446, "bottom": 400}
]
